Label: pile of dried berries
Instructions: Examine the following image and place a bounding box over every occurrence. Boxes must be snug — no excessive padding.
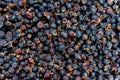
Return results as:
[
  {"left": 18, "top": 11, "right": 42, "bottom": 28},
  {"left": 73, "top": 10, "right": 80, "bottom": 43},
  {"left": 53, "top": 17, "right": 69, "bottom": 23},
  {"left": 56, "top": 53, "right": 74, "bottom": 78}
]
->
[{"left": 0, "top": 0, "right": 120, "bottom": 80}]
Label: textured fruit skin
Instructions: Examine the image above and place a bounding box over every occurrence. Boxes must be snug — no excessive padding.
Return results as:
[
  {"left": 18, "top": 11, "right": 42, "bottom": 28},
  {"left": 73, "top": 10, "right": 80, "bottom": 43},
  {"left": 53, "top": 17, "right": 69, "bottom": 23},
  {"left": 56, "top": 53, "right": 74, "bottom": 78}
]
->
[{"left": 0, "top": 0, "right": 120, "bottom": 80}]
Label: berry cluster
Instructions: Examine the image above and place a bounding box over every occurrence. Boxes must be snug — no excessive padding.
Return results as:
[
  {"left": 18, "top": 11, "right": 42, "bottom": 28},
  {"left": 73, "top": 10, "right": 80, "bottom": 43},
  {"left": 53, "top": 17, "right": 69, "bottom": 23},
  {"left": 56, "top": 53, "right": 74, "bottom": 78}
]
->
[{"left": 0, "top": 0, "right": 120, "bottom": 80}]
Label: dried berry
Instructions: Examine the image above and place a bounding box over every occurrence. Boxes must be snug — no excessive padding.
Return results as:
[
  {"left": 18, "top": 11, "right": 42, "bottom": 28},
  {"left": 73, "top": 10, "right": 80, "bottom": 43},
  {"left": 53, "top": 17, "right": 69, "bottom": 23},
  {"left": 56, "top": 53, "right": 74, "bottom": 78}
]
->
[
  {"left": 15, "top": 48, "right": 22, "bottom": 54},
  {"left": 0, "top": 0, "right": 120, "bottom": 80},
  {"left": 0, "top": 30, "right": 5, "bottom": 38}
]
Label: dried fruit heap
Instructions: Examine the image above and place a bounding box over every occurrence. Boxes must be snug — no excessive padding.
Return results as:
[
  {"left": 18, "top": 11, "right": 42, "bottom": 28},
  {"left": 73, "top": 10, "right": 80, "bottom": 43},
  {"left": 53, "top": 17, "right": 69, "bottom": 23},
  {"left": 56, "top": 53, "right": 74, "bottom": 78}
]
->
[{"left": 0, "top": 0, "right": 120, "bottom": 80}]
